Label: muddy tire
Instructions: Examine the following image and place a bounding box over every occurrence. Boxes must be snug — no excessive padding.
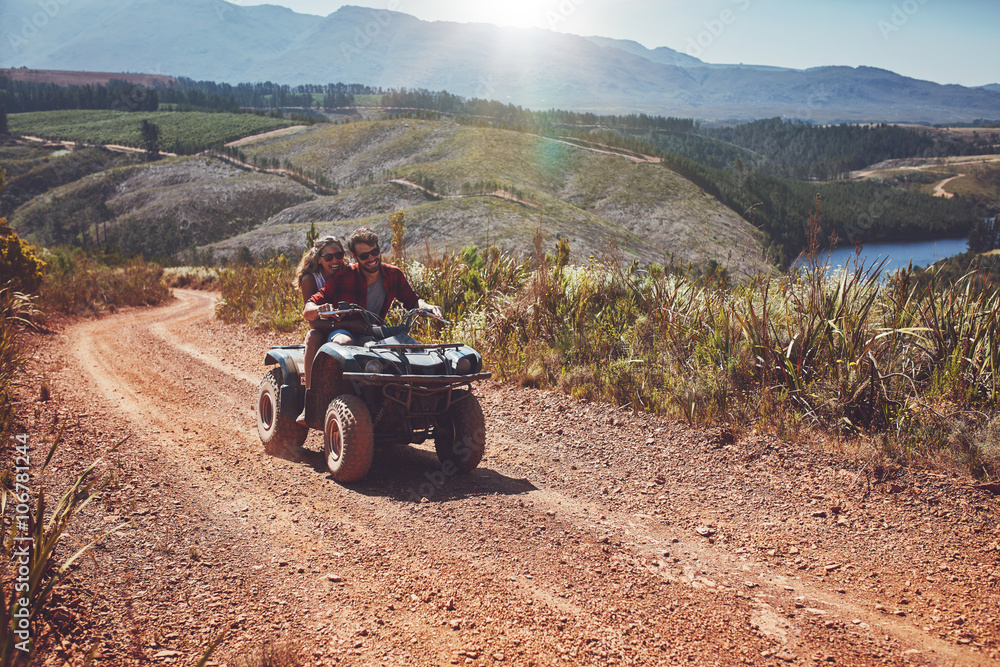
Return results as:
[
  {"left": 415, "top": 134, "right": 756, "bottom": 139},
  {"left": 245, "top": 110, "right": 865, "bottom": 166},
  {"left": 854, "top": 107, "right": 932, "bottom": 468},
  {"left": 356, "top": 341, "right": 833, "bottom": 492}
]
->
[
  {"left": 324, "top": 394, "right": 374, "bottom": 483},
  {"left": 257, "top": 368, "right": 307, "bottom": 455},
  {"left": 434, "top": 390, "right": 486, "bottom": 473}
]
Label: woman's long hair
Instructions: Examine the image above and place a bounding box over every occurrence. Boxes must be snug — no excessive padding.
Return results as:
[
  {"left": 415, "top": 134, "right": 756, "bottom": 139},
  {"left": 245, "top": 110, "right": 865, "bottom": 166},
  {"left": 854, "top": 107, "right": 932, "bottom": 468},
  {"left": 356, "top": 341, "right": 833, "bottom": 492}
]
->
[{"left": 293, "top": 235, "right": 345, "bottom": 288}]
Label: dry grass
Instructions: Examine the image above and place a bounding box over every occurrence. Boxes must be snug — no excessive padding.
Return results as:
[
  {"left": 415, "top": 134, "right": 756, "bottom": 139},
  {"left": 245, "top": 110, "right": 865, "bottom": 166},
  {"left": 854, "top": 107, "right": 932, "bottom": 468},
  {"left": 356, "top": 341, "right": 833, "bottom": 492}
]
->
[
  {"left": 37, "top": 249, "right": 170, "bottom": 316},
  {"left": 163, "top": 266, "right": 220, "bottom": 290}
]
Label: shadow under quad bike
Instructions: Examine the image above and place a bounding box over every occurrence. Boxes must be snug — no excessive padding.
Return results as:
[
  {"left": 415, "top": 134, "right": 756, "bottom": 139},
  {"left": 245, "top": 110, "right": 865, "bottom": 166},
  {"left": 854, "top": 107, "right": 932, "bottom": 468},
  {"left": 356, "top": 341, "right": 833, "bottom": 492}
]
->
[{"left": 256, "top": 303, "right": 491, "bottom": 483}]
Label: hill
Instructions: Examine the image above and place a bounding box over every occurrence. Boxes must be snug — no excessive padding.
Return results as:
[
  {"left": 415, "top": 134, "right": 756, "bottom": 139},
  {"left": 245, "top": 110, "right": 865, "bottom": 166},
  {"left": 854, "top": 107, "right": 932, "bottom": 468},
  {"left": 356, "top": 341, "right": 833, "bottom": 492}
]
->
[
  {"left": 9, "top": 154, "right": 317, "bottom": 257},
  {"left": 208, "top": 118, "right": 768, "bottom": 273},
  {"left": 2, "top": 0, "right": 999, "bottom": 123},
  {"left": 5, "top": 115, "right": 769, "bottom": 273},
  {"left": 0, "top": 67, "right": 179, "bottom": 88}
]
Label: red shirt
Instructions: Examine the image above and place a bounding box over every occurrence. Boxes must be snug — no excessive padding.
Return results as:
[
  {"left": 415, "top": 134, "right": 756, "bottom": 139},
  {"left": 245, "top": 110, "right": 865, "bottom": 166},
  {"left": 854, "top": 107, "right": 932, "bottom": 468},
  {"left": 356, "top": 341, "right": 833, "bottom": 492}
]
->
[{"left": 308, "top": 262, "right": 420, "bottom": 320}]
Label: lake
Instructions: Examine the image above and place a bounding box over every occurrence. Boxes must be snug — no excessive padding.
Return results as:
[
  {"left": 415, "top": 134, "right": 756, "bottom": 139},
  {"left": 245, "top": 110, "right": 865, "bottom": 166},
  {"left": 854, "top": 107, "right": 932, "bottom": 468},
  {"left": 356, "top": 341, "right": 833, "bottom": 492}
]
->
[{"left": 807, "top": 237, "right": 969, "bottom": 273}]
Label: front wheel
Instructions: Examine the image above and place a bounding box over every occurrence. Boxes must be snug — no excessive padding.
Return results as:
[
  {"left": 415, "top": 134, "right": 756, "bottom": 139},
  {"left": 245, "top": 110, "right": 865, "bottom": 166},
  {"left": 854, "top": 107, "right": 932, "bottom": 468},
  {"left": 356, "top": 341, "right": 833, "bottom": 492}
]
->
[
  {"left": 434, "top": 391, "right": 486, "bottom": 473},
  {"left": 257, "top": 368, "right": 307, "bottom": 455},
  {"left": 324, "top": 394, "right": 374, "bottom": 483}
]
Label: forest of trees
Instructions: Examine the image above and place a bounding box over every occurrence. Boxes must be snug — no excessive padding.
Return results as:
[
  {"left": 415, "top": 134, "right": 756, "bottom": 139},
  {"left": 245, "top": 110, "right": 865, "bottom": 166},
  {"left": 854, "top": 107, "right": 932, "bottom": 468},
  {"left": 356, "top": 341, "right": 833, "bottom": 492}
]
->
[
  {"left": 0, "top": 76, "right": 383, "bottom": 114},
  {"left": 968, "top": 216, "right": 1000, "bottom": 253},
  {"left": 699, "top": 118, "right": 998, "bottom": 179},
  {"left": 0, "top": 77, "right": 159, "bottom": 113}
]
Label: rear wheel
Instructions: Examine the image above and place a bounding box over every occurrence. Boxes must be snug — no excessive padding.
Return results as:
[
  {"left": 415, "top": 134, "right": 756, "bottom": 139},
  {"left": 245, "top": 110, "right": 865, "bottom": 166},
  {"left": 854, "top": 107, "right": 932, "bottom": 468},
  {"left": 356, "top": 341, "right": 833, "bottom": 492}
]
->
[
  {"left": 434, "top": 391, "right": 486, "bottom": 473},
  {"left": 257, "top": 368, "right": 307, "bottom": 455},
  {"left": 324, "top": 394, "right": 374, "bottom": 483}
]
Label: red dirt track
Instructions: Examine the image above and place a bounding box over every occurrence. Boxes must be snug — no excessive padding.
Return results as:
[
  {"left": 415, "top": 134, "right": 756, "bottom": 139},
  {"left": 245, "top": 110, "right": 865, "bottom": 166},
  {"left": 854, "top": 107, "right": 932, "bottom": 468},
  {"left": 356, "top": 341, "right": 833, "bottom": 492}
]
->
[{"left": 12, "top": 289, "right": 1000, "bottom": 665}]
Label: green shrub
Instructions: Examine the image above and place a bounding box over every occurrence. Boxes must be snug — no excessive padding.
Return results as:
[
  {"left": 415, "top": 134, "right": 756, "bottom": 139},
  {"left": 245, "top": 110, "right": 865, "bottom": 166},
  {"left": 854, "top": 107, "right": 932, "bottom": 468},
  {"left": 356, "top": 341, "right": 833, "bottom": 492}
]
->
[{"left": 0, "top": 226, "right": 44, "bottom": 295}]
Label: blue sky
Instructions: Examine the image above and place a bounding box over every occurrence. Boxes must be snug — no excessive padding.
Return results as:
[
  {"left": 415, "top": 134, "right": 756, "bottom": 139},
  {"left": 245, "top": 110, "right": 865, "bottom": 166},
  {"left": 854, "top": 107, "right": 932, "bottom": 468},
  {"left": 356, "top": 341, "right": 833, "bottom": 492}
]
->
[{"left": 229, "top": 0, "right": 1000, "bottom": 87}]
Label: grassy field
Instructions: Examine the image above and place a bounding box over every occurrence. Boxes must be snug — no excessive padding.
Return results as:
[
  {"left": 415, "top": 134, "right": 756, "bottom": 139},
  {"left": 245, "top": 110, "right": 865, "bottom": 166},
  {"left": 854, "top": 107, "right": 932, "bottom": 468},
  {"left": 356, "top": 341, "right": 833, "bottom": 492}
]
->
[
  {"left": 7, "top": 110, "right": 298, "bottom": 154},
  {"left": 944, "top": 161, "right": 1000, "bottom": 201},
  {"left": 352, "top": 94, "right": 383, "bottom": 106}
]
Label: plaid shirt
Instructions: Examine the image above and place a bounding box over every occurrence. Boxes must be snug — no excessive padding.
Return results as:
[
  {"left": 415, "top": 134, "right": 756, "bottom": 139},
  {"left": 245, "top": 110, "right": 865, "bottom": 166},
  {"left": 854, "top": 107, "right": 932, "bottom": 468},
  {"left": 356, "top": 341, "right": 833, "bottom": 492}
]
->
[{"left": 308, "top": 262, "right": 420, "bottom": 320}]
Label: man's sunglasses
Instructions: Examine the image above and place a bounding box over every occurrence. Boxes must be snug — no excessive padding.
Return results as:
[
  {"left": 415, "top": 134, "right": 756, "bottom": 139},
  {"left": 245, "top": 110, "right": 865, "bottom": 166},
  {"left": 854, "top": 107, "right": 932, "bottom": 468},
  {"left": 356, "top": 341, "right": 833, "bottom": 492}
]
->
[
  {"left": 321, "top": 251, "right": 345, "bottom": 261},
  {"left": 355, "top": 247, "right": 380, "bottom": 261}
]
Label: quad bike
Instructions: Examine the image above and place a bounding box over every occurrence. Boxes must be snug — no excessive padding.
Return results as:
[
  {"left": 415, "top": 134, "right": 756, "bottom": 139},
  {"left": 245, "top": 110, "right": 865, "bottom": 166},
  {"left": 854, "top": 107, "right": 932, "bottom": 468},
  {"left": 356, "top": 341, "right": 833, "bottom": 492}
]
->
[{"left": 256, "top": 303, "right": 490, "bottom": 483}]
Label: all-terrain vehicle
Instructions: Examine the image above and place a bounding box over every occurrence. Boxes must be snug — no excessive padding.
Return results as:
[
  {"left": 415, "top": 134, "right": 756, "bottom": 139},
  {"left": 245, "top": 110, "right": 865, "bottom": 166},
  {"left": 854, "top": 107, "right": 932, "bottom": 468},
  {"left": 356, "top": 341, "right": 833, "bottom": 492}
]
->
[{"left": 256, "top": 303, "right": 490, "bottom": 483}]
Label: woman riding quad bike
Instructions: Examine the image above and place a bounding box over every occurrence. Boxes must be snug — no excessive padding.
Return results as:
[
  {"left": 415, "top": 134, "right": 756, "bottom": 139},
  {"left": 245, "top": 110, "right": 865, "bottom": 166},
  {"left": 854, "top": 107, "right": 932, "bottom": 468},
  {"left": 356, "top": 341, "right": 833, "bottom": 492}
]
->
[{"left": 256, "top": 303, "right": 490, "bottom": 483}]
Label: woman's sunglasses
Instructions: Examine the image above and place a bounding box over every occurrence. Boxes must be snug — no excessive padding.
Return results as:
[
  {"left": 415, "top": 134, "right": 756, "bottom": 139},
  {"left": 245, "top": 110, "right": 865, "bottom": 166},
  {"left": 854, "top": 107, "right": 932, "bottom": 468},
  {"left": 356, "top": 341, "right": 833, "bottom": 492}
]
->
[
  {"left": 321, "top": 251, "right": 345, "bottom": 261},
  {"left": 355, "top": 247, "right": 380, "bottom": 261}
]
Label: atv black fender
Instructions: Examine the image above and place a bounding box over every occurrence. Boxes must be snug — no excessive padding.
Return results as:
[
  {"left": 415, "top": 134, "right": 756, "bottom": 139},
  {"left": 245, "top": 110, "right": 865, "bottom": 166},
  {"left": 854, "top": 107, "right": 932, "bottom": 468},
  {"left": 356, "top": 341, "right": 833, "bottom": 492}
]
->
[
  {"left": 304, "top": 343, "right": 353, "bottom": 429},
  {"left": 263, "top": 346, "right": 305, "bottom": 418}
]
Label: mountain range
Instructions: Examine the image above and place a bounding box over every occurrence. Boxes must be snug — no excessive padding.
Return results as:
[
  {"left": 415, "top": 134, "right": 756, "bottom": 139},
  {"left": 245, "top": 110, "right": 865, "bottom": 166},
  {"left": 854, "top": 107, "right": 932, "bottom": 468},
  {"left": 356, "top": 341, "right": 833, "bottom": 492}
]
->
[{"left": 2, "top": 0, "right": 999, "bottom": 123}]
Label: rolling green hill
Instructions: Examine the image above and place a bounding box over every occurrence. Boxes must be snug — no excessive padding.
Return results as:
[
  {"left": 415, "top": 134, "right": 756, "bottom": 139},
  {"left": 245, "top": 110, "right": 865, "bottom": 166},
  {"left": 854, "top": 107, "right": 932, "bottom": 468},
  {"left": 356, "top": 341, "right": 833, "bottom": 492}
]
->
[
  {"left": 6, "top": 114, "right": 769, "bottom": 273},
  {"left": 226, "top": 118, "right": 768, "bottom": 273}
]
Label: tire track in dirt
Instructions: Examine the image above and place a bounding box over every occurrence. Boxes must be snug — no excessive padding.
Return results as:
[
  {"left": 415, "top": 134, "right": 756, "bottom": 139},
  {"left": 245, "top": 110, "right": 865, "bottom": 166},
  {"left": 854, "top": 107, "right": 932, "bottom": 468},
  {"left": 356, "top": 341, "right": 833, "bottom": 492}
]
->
[{"left": 50, "top": 289, "right": 998, "bottom": 665}]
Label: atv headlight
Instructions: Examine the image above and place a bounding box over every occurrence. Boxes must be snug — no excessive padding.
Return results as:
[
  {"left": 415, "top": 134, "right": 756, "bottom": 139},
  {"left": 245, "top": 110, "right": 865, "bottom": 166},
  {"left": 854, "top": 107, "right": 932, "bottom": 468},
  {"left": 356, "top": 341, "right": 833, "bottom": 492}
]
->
[
  {"left": 364, "top": 359, "right": 384, "bottom": 374},
  {"left": 455, "top": 357, "right": 471, "bottom": 374}
]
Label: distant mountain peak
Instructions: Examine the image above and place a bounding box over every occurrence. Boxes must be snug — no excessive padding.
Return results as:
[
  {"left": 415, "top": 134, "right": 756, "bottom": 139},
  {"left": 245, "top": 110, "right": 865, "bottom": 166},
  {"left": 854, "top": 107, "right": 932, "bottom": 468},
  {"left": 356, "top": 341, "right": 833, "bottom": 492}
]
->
[{"left": 1, "top": 0, "right": 997, "bottom": 123}]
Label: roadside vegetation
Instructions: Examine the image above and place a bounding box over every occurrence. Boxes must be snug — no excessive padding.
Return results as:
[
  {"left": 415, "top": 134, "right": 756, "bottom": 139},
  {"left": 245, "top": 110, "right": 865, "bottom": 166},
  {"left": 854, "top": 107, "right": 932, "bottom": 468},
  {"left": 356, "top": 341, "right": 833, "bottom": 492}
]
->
[
  {"left": 217, "top": 223, "right": 1000, "bottom": 479},
  {"left": 2, "top": 173, "right": 162, "bottom": 662}
]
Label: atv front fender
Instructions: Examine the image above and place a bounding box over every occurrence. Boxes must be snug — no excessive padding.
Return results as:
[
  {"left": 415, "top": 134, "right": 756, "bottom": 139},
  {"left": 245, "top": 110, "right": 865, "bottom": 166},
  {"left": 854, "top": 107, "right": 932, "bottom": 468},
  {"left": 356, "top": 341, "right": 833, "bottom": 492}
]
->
[{"left": 263, "top": 346, "right": 305, "bottom": 416}]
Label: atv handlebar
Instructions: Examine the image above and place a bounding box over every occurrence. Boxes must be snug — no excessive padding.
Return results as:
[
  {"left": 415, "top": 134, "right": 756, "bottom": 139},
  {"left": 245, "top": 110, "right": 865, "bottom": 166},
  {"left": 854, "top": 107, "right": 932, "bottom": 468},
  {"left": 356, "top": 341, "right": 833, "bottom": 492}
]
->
[{"left": 318, "top": 303, "right": 450, "bottom": 330}]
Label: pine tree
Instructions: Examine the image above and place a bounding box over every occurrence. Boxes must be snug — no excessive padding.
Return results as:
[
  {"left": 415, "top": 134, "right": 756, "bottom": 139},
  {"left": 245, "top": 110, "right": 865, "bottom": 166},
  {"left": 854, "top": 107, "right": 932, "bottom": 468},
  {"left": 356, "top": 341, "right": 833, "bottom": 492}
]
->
[
  {"left": 306, "top": 222, "right": 318, "bottom": 250},
  {"left": 141, "top": 119, "right": 160, "bottom": 158}
]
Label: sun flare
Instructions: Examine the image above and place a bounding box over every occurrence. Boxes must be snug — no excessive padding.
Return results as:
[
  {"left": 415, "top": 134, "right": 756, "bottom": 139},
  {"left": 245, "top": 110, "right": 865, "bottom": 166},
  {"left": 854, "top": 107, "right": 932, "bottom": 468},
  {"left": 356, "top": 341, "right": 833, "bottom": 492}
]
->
[{"left": 490, "top": 0, "right": 548, "bottom": 29}]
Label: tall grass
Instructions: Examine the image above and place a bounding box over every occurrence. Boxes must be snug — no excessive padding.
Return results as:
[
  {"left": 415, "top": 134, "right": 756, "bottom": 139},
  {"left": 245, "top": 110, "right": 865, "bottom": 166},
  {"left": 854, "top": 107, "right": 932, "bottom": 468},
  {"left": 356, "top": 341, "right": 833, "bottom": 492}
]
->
[
  {"left": 38, "top": 249, "right": 170, "bottom": 315},
  {"left": 218, "top": 244, "right": 1000, "bottom": 477},
  {"left": 215, "top": 257, "right": 303, "bottom": 332},
  {"left": 1, "top": 437, "right": 123, "bottom": 665}
]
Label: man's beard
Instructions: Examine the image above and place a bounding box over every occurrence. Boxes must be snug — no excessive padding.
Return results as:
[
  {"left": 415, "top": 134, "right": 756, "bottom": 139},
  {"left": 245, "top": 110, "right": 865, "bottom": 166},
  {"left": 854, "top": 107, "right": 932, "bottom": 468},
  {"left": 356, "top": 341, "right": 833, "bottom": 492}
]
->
[{"left": 362, "top": 258, "right": 381, "bottom": 274}]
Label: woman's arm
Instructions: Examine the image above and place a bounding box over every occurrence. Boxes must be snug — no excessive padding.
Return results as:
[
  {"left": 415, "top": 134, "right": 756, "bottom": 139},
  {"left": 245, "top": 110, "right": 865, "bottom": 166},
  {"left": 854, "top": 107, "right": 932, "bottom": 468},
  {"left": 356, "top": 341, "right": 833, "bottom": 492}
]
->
[
  {"left": 299, "top": 273, "right": 319, "bottom": 304},
  {"left": 301, "top": 275, "right": 334, "bottom": 330}
]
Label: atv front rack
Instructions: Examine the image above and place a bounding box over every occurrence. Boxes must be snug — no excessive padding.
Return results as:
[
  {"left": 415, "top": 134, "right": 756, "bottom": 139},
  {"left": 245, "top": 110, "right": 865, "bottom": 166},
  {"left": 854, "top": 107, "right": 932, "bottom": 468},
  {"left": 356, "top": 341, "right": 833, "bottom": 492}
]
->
[
  {"left": 367, "top": 343, "right": 465, "bottom": 351},
  {"left": 342, "top": 372, "right": 491, "bottom": 385}
]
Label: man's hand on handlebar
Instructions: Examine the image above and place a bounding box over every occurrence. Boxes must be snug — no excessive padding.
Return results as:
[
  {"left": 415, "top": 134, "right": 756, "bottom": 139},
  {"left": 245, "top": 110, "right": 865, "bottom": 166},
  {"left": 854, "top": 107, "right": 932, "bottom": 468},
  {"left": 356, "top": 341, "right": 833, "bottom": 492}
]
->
[{"left": 418, "top": 299, "right": 443, "bottom": 320}]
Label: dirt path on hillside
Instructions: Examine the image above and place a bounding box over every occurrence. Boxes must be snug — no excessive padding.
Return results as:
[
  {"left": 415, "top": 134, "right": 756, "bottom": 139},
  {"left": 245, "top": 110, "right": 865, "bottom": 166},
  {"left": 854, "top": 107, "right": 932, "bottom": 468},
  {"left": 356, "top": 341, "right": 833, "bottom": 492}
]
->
[
  {"left": 932, "top": 174, "right": 962, "bottom": 198},
  {"left": 225, "top": 125, "right": 309, "bottom": 147},
  {"left": 15, "top": 290, "right": 1000, "bottom": 666},
  {"left": 851, "top": 155, "right": 1000, "bottom": 179},
  {"left": 19, "top": 135, "right": 179, "bottom": 157}
]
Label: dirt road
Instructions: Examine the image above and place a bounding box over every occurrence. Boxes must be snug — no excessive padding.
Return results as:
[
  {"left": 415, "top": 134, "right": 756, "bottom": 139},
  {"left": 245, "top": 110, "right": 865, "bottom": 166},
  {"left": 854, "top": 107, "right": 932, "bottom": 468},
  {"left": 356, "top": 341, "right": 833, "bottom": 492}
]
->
[{"left": 20, "top": 290, "right": 1000, "bottom": 665}]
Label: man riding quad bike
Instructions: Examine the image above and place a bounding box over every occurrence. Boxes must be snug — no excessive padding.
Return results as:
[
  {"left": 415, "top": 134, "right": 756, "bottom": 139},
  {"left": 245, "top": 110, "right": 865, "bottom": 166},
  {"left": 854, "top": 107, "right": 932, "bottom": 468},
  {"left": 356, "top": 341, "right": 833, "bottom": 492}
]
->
[{"left": 256, "top": 303, "right": 490, "bottom": 483}]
